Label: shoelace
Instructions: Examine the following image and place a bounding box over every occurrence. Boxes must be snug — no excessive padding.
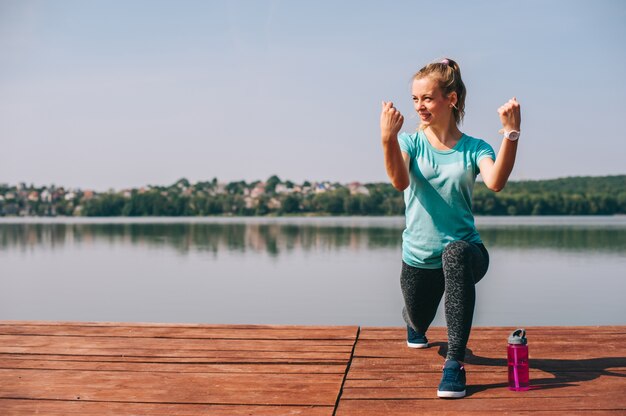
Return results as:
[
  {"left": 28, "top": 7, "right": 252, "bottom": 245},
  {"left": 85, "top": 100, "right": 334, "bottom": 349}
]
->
[{"left": 441, "top": 365, "right": 464, "bottom": 382}]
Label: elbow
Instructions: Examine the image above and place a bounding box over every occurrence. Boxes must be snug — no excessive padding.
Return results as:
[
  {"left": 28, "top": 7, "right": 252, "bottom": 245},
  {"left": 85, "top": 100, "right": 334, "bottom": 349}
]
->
[
  {"left": 392, "top": 179, "right": 409, "bottom": 192},
  {"left": 486, "top": 182, "right": 505, "bottom": 193},
  {"left": 482, "top": 174, "right": 509, "bottom": 193}
]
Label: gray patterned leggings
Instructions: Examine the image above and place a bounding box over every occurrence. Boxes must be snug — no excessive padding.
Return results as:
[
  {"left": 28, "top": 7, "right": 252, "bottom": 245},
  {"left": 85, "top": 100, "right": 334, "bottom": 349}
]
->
[{"left": 401, "top": 241, "right": 489, "bottom": 361}]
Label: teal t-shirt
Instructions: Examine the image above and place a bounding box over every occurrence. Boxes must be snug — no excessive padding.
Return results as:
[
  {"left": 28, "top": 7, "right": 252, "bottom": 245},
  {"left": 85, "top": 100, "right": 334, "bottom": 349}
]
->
[{"left": 398, "top": 130, "right": 495, "bottom": 269}]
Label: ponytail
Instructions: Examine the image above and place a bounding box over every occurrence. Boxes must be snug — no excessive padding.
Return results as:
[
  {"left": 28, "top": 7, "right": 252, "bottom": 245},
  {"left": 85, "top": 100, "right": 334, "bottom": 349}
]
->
[{"left": 413, "top": 57, "right": 466, "bottom": 125}]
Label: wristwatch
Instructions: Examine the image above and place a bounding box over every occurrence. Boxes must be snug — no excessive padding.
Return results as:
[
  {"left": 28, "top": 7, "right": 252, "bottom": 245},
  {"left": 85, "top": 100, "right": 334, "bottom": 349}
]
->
[{"left": 504, "top": 130, "right": 520, "bottom": 141}]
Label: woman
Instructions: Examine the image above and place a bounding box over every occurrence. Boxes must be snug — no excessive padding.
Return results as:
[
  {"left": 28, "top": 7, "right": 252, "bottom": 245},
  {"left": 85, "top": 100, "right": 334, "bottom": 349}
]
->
[{"left": 380, "top": 58, "right": 521, "bottom": 399}]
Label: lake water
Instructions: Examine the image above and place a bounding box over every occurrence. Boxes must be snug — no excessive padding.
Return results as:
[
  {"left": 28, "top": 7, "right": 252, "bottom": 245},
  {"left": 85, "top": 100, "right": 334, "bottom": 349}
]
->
[{"left": 1, "top": 216, "right": 625, "bottom": 327}]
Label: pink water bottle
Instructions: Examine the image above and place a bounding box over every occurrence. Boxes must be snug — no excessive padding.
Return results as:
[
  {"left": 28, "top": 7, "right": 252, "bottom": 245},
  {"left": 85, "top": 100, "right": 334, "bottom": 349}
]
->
[{"left": 507, "top": 329, "right": 529, "bottom": 391}]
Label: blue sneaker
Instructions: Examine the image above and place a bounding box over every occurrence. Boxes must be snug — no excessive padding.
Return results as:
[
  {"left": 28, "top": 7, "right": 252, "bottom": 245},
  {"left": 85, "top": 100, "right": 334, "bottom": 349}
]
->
[
  {"left": 437, "top": 360, "right": 466, "bottom": 398},
  {"left": 406, "top": 325, "right": 429, "bottom": 348}
]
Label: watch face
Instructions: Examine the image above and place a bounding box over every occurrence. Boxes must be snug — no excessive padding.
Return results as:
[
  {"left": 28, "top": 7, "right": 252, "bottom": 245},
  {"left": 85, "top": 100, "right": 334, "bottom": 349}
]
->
[{"left": 508, "top": 131, "right": 520, "bottom": 141}]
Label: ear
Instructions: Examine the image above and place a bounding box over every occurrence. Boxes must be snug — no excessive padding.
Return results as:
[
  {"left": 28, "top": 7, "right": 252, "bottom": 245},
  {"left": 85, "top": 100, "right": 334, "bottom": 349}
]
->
[{"left": 448, "top": 91, "right": 458, "bottom": 107}]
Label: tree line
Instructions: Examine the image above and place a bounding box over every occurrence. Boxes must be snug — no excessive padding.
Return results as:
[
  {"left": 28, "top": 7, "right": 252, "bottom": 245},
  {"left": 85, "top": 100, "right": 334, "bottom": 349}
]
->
[
  {"left": 79, "top": 175, "right": 624, "bottom": 216},
  {"left": 2, "top": 175, "right": 624, "bottom": 217}
]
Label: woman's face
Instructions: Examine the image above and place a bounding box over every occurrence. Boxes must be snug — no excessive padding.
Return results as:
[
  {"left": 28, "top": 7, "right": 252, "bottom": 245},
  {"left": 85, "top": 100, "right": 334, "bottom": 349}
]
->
[{"left": 411, "top": 76, "right": 455, "bottom": 128}]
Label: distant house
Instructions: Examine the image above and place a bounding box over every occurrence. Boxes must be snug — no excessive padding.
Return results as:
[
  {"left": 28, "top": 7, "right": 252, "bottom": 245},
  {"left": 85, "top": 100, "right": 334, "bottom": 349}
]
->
[
  {"left": 275, "top": 184, "right": 291, "bottom": 194},
  {"left": 251, "top": 182, "right": 266, "bottom": 199},
  {"left": 348, "top": 182, "right": 370, "bottom": 196},
  {"left": 82, "top": 190, "right": 95, "bottom": 200},
  {"left": 212, "top": 183, "right": 227, "bottom": 195},
  {"left": 53, "top": 189, "right": 65, "bottom": 201},
  {"left": 314, "top": 182, "right": 333, "bottom": 193},
  {"left": 40, "top": 190, "right": 52, "bottom": 203},
  {"left": 267, "top": 197, "right": 282, "bottom": 210},
  {"left": 244, "top": 196, "right": 257, "bottom": 209},
  {"left": 27, "top": 191, "right": 39, "bottom": 202}
]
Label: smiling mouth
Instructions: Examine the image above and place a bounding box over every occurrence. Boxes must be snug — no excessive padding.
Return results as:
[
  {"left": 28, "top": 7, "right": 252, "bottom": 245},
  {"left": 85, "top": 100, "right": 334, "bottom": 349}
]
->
[{"left": 419, "top": 113, "right": 432, "bottom": 121}]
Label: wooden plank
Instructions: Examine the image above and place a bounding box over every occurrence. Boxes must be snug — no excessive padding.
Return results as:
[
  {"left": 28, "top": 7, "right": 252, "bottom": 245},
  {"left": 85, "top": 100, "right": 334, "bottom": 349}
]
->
[
  {"left": 0, "top": 356, "right": 347, "bottom": 374},
  {"left": 335, "top": 398, "right": 625, "bottom": 415},
  {"left": 0, "top": 399, "right": 333, "bottom": 416},
  {"left": 0, "top": 368, "right": 344, "bottom": 405},
  {"left": 0, "top": 322, "right": 359, "bottom": 340},
  {"left": 359, "top": 325, "right": 626, "bottom": 333},
  {"left": 358, "top": 327, "right": 626, "bottom": 340},
  {"left": 0, "top": 331, "right": 354, "bottom": 361},
  {"left": 347, "top": 358, "right": 626, "bottom": 373},
  {"left": 0, "top": 335, "right": 353, "bottom": 352},
  {"left": 343, "top": 369, "right": 626, "bottom": 386},
  {"left": 0, "top": 346, "right": 351, "bottom": 361},
  {"left": 341, "top": 372, "right": 626, "bottom": 400},
  {"left": 0, "top": 353, "right": 346, "bottom": 365},
  {"left": 352, "top": 345, "right": 626, "bottom": 359},
  {"left": 354, "top": 337, "right": 626, "bottom": 349},
  {"left": 0, "top": 320, "right": 356, "bottom": 330},
  {"left": 356, "top": 339, "right": 626, "bottom": 348},
  {"left": 0, "top": 355, "right": 348, "bottom": 364}
]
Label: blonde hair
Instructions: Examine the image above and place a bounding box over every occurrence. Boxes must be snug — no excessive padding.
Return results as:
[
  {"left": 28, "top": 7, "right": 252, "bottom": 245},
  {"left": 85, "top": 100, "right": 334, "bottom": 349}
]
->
[{"left": 413, "top": 57, "right": 466, "bottom": 126}]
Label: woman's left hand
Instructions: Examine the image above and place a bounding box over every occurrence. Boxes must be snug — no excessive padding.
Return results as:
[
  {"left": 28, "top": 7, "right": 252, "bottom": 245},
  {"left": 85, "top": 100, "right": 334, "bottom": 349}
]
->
[{"left": 498, "top": 97, "right": 521, "bottom": 133}]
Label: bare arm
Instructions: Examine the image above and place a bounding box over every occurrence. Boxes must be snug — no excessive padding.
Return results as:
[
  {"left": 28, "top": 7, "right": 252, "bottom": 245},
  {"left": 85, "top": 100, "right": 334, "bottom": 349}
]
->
[
  {"left": 380, "top": 101, "right": 409, "bottom": 191},
  {"left": 479, "top": 97, "right": 521, "bottom": 192}
]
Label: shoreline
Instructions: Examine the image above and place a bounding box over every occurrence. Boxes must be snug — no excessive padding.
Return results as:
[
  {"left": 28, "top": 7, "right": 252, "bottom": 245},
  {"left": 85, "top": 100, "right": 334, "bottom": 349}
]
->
[{"left": 1, "top": 214, "right": 625, "bottom": 226}]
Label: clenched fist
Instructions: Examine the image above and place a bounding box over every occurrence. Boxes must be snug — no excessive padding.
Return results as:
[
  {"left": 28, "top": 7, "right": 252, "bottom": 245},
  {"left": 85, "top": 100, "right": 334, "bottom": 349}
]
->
[
  {"left": 498, "top": 97, "right": 521, "bottom": 133},
  {"left": 381, "top": 101, "right": 404, "bottom": 140}
]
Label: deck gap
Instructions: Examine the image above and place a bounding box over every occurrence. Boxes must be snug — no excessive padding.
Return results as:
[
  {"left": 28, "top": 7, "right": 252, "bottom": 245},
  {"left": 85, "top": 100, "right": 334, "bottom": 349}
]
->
[
  {"left": 0, "top": 397, "right": 336, "bottom": 407},
  {"left": 333, "top": 325, "right": 360, "bottom": 416}
]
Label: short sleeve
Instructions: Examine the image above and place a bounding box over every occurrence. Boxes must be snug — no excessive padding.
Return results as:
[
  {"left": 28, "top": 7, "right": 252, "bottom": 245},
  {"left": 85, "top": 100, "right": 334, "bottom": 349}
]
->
[
  {"left": 475, "top": 139, "right": 495, "bottom": 164},
  {"left": 398, "top": 132, "right": 416, "bottom": 159}
]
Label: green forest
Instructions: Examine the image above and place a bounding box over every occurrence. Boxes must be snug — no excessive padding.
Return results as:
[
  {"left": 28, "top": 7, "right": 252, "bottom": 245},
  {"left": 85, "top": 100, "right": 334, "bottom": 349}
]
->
[{"left": 2, "top": 175, "right": 624, "bottom": 217}]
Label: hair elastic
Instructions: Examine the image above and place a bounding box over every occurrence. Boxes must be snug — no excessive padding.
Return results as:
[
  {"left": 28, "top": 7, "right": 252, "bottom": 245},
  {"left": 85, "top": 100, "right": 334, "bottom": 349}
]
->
[{"left": 440, "top": 59, "right": 450, "bottom": 65}]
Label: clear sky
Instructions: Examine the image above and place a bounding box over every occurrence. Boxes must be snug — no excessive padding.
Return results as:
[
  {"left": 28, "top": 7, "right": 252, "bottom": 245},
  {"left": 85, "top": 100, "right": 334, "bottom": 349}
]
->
[{"left": 1, "top": 0, "right": 625, "bottom": 191}]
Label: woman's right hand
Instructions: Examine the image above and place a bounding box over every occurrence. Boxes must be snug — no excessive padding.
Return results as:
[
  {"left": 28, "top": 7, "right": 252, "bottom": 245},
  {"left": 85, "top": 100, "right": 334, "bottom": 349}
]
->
[{"left": 380, "top": 101, "right": 404, "bottom": 140}]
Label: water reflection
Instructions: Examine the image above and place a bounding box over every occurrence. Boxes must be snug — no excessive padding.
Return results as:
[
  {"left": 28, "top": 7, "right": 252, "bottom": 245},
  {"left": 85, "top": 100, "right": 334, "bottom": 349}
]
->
[
  {"left": 2, "top": 217, "right": 624, "bottom": 325},
  {"left": 0, "top": 223, "right": 402, "bottom": 256},
  {"left": 479, "top": 227, "right": 625, "bottom": 252},
  {"left": 1, "top": 217, "right": 625, "bottom": 256}
]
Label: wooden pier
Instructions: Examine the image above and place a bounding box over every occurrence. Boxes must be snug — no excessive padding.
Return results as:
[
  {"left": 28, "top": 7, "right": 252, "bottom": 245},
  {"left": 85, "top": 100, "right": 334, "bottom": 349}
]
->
[{"left": 0, "top": 321, "right": 624, "bottom": 415}]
